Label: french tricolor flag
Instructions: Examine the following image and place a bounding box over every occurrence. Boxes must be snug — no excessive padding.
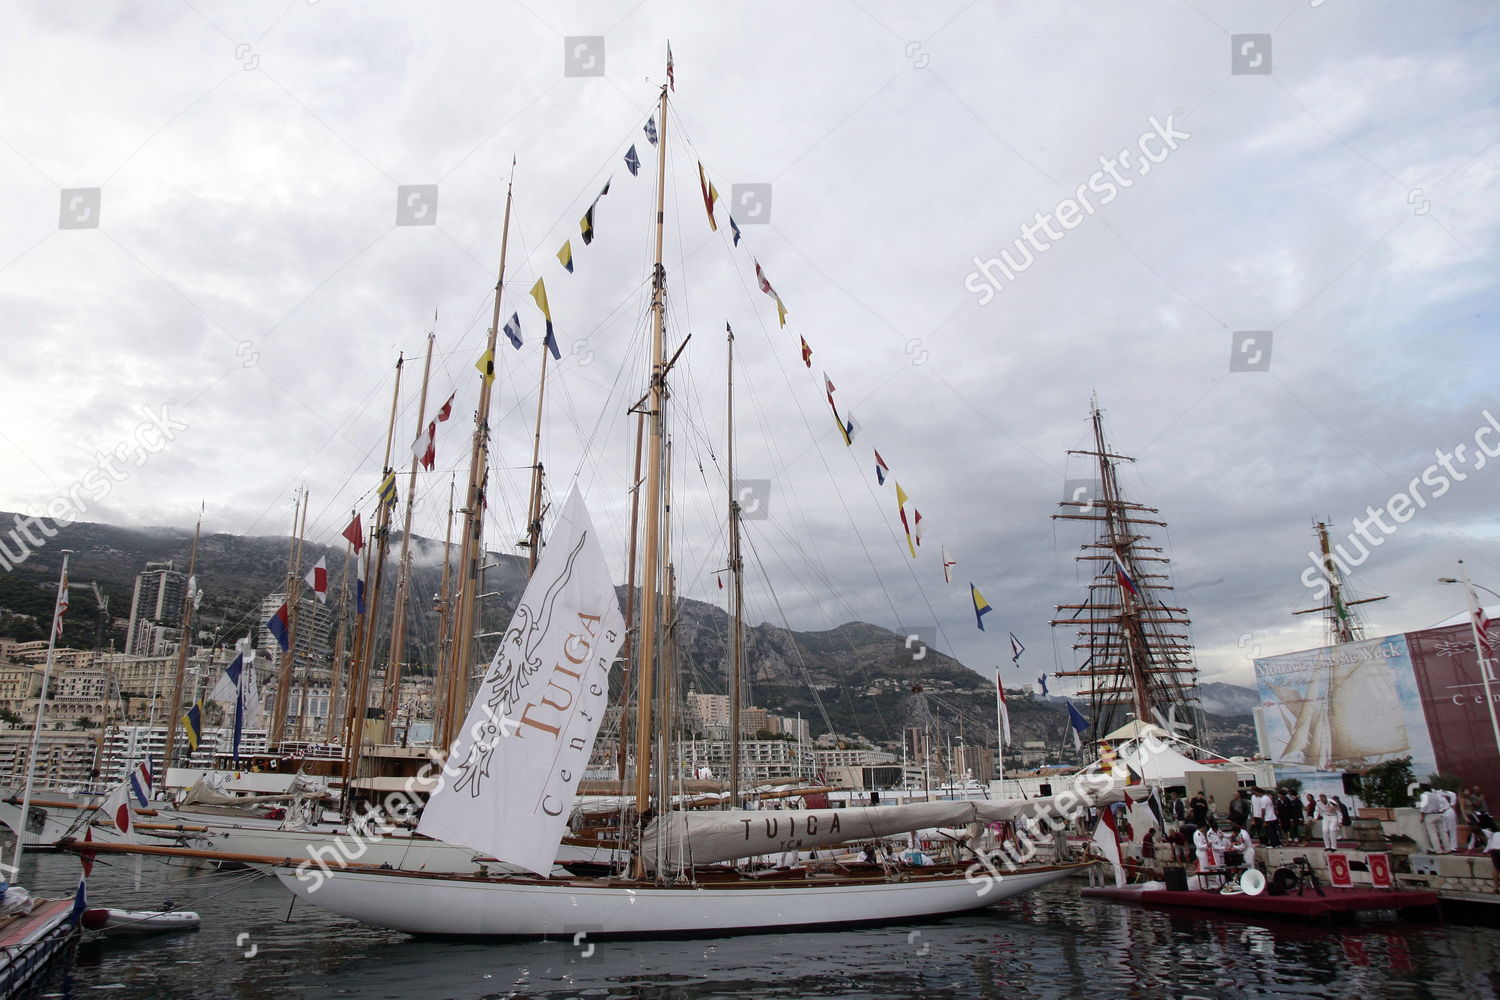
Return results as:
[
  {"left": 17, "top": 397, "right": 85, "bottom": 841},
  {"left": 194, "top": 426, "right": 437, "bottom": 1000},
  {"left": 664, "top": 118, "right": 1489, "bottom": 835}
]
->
[
  {"left": 129, "top": 758, "right": 152, "bottom": 807},
  {"left": 267, "top": 601, "right": 291, "bottom": 650},
  {"left": 1113, "top": 553, "right": 1139, "bottom": 597},
  {"left": 356, "top": 560, "right": 367, "bottom": 616}
]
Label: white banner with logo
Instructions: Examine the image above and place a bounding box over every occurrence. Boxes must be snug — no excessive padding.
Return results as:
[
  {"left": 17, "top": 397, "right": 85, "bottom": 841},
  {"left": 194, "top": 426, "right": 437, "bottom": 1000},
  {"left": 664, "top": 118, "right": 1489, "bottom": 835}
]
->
[{"left": 418, "top": 488, "right": 624, "bottom": 874}]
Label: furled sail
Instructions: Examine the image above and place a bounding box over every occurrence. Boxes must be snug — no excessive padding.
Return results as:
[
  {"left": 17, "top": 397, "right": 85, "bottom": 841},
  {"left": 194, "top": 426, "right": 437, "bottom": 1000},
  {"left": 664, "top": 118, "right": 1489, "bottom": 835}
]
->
[
  {"left": 418, "top": 488, "right": 626, "bottom": 875},
  {"left": 642, "top": 781, "right": 1122, "bottom": 869},
  {"left": 642, "top": 802, "right": 975, "bottom": 868}
]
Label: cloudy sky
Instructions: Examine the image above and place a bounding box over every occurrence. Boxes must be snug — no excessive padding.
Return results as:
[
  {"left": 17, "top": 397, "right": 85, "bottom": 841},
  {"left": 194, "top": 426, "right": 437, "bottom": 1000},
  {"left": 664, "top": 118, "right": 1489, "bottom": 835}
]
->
[{"left": 2, "top": 1, "right": 1496, "bottom": 693}]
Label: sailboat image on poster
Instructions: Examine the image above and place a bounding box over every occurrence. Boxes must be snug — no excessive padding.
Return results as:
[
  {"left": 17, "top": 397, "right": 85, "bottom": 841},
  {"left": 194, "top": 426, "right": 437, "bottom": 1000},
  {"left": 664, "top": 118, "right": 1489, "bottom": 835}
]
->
[{"left": 1266, "top": 637, "right": 1410, "bottom": 770}]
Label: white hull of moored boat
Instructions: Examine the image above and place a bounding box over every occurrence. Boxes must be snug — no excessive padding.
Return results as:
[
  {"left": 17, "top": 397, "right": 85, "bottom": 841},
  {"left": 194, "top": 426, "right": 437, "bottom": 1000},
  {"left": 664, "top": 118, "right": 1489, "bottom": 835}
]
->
[{"left": 274, "top": 863, "right": 1082, "bottom": 937}]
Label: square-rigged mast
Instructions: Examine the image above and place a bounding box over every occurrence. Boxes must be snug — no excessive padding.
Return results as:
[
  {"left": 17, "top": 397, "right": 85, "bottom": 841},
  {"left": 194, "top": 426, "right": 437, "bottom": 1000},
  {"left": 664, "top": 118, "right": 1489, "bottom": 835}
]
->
[{"left": 1049, "top": 403, "right": 1201, "bottom": 738}]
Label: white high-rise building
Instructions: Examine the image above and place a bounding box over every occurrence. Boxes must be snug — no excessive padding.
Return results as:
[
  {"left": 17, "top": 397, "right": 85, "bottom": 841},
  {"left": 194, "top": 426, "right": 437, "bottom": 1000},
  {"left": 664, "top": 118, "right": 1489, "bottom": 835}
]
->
[{"left": 125, "top": 561, "right": 185, "bottom": 655}]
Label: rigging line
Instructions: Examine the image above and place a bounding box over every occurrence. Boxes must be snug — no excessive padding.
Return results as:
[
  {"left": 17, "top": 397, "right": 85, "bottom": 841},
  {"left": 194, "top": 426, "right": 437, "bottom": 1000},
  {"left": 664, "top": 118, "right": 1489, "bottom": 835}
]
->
[
  {"left": 745, "top": 514, "right": 885, "bottom": 742},
  {"left": 712, "top": 312, "right": 918, "bottom": 742},
  {"left": 715, "top": 240, "right": 907, "bottom": 631},
  {"left": 662, "top": 107, "right": 948, "bottom": 648},
  {"left": 732, "top": 342, "right": 921, "bottom": 696},
  {"left": 568, "top": 291, "right": 654, "bottom": 493},
  {"left": 512, "top": 114, "right": 656, "bottom": 281},
  {"left": 740, "top": 529, "right": 835, "bottom": 739}
]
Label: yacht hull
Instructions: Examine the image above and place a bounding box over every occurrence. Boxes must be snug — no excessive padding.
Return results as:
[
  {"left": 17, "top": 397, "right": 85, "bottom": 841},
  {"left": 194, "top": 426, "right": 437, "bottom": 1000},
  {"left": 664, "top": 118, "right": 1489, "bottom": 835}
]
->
[{"left": 274, "top": 863, "right": 1082, "bottom": 937}]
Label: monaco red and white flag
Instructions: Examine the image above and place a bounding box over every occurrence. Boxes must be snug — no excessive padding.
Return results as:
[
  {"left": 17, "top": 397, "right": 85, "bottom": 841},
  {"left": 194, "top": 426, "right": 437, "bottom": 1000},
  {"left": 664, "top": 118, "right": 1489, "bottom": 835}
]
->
[{"left": 303, "top": 556, "right": 328, "bottom": 603}]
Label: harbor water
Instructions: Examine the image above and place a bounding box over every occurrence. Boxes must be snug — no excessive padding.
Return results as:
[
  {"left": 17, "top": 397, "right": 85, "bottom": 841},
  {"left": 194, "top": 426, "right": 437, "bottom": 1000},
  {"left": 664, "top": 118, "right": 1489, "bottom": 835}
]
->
[{"left": 18, "top": 851, "right": 1500, "bottom": 999}]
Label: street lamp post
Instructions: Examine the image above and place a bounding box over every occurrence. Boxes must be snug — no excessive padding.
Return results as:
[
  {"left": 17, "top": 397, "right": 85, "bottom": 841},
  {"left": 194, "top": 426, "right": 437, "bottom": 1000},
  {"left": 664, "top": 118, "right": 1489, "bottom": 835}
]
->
[{"left": 1439, "top": 563, "right": 1500, "bottom": 759}]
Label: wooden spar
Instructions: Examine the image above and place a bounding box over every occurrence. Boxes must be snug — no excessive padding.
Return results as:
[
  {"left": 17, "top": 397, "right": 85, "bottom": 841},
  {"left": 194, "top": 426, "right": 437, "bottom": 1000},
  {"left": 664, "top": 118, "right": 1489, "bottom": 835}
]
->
[
  {"left": 616, "top": 411, "right": 645, "bottom": 783},
  {"left": 270, "top": 489, "right": 307, "bottom": 747},
  {"left": 656, "top": 441, "right": 675, "bottom": 823},
  {"left": 632, "top": 81, "right": 670, "bottom": 874},
  {"left": 341, "top": 356, "right": 404, "bottom": 803},
  {"left": 524, "top": 328, "right": 550, "bottom": 576},
  {"left": 432, "top": 475, "right": 456, "bottom": 748},
  {"left": 161, "top": 511, "right": 202, "bottom": 776},
  {"left": 341, "top": 518, "right": 373, "bottom": 753},
  {"left": 444, "top": 167, "right": 515, "bottom": 753},
  {"left": 58, "top": 838, "right": 325, "bottom": 867},
  {"left": 384, "top": 331, "right": 436, "bottom": 727},
  {"left": 326, "top": 534, "right": 353, "bottom": 742},
  {"left": 727, "top": 327, "right": 744, "bottom": 807}
]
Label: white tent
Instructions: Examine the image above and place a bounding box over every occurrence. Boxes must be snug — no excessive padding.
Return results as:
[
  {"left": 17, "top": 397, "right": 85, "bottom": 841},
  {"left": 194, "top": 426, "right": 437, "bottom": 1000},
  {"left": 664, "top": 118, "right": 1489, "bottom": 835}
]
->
[
  {"left": 1102, "top": 719, "right": 1173, "bottom": 743},
  {"left": 1119, "top": 735, "right": 1224, "bottom": 783}
]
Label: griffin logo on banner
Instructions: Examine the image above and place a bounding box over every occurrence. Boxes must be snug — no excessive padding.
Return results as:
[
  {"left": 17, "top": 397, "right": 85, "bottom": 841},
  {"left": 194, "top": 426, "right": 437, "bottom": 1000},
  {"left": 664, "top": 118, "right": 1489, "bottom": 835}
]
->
[{"left": 417, "top": 488, "right": 626, "bottom": 875}]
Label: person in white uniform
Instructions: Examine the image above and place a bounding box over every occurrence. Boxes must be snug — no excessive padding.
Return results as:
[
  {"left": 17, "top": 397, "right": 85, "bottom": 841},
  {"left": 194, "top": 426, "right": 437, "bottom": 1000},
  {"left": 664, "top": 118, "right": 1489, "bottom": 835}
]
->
[
  {"left": 1193, "top": 825, "right": 1216, "bottom": 871},
  {"left": 1230, "top": 823, "right": 1255, "bottom": 870},
  {"left": 1417, "top": 786, "right": 1451, "bottom": 853},
  {"left": 1440, "top": 787, "right": 1459, "bottom": 852},
  {"left": 1315, "top": 793, "right": 1342, "bottom": 851}
]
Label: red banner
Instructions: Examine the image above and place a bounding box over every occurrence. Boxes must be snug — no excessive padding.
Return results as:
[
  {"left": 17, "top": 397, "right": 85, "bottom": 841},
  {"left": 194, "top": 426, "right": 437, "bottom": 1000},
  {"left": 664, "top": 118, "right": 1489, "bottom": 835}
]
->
[
  {"left": 1368, "top": 852, "right": 1392, "bottom": 889},
  {"left": 1405, "top": 624, "right": 1500, "bottom": 783},
  {"left": 1327, "top": 852, "right": 1352, "bottom": 887}
]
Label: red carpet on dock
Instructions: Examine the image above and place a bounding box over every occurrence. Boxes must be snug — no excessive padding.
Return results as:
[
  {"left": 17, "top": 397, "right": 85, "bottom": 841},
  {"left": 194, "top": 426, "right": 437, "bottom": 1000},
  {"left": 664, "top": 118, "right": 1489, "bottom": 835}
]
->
[{"left": 1082, "top": 884, "right": 1440, "bottom": 919}]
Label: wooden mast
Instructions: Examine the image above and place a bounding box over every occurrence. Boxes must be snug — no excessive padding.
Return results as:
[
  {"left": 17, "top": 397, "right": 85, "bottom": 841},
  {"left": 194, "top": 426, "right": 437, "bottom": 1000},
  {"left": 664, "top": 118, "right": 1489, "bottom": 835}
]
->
[
  {"left": 270, "top": 490, "right": 306, "bottom": 748},
  {"left": 432, "top": 474, "right": 457, "bottom": 741},
  {"left": 1089, "top": 406, "right": 1152, "bottom": 726},
  {"left": 656, "top": 440, "right": 676, "bottom": 821},
  {"left": 340, "top": 517, "right": 372, "bottom": 753},
  {"left": 161, "top": 511, "right": 202, "bottom": 776},
  {"left": 443, "top": 166, "right": 515, "bottom": 753},
  {"left": 341, "top": 357, "right": 404, "bottom": 798},
  {"left": 326, "top": 540, "right": 352, "bottom": 742},
  {"left": 524, "top": 333, "right": 550, "bottom": 576},
  {"left": 383, "top": 331, "right": 436, "bottom": 730},
  {"left": 632, "top": 80, "right": 670, "bottom": 873},
  {"left": 726, "top": 326, "right": 744, "bottom": 807},
  {"left": 616, "top": 412, "right": 645, "bottom": 782}
]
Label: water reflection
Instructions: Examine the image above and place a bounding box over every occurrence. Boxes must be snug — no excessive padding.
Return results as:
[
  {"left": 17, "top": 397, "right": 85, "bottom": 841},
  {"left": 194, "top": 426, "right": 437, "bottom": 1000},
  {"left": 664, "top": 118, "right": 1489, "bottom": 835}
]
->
[{"left": 18, "top": 852, "right": 1496, "bottom": 999}]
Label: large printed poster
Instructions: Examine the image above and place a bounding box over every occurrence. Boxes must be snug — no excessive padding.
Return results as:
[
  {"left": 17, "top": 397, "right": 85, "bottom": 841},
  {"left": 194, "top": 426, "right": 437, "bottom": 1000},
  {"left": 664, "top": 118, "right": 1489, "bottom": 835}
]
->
[
  {"left": 1405, "top": 623, "right": 1500, "bottom": 786},
  {"left": 1254, "top": 633, "right": 1437, "bottom": 798}
]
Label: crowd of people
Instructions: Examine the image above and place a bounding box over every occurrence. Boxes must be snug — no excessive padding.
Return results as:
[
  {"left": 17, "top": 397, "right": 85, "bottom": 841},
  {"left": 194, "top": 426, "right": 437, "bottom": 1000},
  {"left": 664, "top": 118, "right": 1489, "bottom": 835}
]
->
[
  {"left": 1130, "top": 783, "right": 1498, "bottom": 888},
  {"left": 1135, "top": 787, "right": 1357, "bottom": 873},
  {"left": 1415, "top": 784, "right": 1494, "bottom": 855}
]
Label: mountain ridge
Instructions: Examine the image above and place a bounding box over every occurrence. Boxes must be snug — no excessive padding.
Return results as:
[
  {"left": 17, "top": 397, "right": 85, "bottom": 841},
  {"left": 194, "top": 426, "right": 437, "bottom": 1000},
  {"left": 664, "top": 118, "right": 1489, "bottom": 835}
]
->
[{"left": 0, "top": 513, "right": 1258, "bottom": 751}]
